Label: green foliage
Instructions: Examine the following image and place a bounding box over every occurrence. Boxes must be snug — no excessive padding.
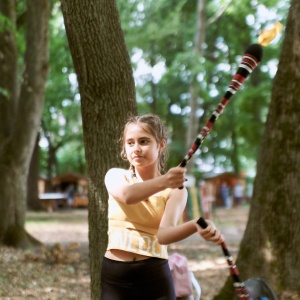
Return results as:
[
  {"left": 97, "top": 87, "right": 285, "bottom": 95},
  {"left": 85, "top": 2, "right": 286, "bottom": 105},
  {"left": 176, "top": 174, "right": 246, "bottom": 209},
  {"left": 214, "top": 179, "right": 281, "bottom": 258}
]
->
[
  {"left": 0, "top": 14, "right": 16, "bottom": 33},
  {"left": 56, "top": 140, "right": 86, "bottom": 174},
  {"left": 117, "top": 0, "right": 288, "bottom": 177},
  {"left": 39, "top": 0, "right": 289, "bottom": 178},
  {"left": 0, "top": 87, "right": 9, "bottom": 98}
]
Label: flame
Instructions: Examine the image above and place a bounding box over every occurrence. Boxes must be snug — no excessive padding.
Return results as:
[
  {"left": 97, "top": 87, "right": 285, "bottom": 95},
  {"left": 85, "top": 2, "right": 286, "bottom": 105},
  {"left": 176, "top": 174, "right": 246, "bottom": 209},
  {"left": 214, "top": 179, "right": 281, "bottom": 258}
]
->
[{"left": 258, "top": 21, "right": 283, "bottom": 46}]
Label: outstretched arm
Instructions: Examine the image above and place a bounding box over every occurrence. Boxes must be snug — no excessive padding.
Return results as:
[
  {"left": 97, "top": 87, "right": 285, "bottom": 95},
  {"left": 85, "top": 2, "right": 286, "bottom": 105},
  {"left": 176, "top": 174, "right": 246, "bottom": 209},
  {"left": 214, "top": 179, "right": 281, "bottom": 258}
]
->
[{"left": 157, "top": 188, "right": 224, "bottom": 245}]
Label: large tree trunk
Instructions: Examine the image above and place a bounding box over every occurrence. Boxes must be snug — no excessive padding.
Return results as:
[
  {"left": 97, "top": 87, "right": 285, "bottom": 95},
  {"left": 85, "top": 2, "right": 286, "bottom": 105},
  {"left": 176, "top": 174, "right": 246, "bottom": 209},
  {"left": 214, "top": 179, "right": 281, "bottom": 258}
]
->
[
  {"left": 0, "top": 0, "right": 49, "bottom": 248},
  {"left": 215, "top": 0, "right": 300, "bottom": 298},
  {"left": 61, "top": 0, "right": 137, "bottom": 298}
]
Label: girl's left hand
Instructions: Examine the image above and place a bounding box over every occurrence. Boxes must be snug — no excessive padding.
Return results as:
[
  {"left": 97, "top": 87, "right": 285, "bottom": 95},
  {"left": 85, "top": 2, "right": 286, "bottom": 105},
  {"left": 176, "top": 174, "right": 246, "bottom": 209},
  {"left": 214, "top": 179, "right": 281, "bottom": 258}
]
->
[{"left": 195, "top": 219, "right": 224, "bottom": 245}]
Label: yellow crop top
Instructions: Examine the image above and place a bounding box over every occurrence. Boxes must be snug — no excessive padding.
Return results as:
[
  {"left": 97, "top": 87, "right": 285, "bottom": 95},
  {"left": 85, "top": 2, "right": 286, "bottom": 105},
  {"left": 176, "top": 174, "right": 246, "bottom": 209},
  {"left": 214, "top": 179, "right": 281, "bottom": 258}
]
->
[{"left": 107, "top": 171, "right": 172, "bottom": 259}]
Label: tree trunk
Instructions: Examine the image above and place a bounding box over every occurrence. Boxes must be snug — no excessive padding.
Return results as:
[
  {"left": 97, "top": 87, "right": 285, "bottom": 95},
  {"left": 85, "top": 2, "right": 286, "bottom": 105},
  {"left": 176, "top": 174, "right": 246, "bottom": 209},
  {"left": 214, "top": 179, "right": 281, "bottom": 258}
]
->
[
  {"left": 0, "top": 0, "right": 49, "bottom": 248},
  {"left": 61, "top": 0, "right": 137, "bottom": 298},
  {"left": 215, "top": 0, "right": 300, "bottom": 298},
  {"left": 27, "top": 133, "right": 43, "bottom": 211},
  {"left": 186, "top": 0, "right": 206, "bottom": 175},
  {"left": 230, "top": 115, "right": 241, "bottom": 175},
  {"left": 41, "top": 120, "right": 62, "bottom": 185}
]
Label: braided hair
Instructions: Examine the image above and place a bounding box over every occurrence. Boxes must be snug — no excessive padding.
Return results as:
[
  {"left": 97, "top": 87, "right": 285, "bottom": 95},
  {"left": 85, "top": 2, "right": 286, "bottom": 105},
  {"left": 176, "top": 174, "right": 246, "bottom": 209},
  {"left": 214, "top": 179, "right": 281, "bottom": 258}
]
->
[{"left": 120, "top": 114, "right": 169, "bottom": 176}]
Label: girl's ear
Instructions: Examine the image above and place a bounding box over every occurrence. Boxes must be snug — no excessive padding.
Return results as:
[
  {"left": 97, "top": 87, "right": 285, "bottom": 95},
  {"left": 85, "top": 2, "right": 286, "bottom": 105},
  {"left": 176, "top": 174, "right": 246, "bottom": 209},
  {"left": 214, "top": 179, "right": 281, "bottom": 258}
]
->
[{"left": 159, "top": 139, "right": 166, "bottom": 152}]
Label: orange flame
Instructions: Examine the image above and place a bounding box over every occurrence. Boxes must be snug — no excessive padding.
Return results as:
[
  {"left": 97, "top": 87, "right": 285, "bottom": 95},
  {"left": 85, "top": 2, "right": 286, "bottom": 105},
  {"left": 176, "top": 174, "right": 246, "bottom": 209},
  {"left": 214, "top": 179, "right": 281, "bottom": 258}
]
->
[{"left": 258, "top": 21, "right": 283, "bottom": 46}]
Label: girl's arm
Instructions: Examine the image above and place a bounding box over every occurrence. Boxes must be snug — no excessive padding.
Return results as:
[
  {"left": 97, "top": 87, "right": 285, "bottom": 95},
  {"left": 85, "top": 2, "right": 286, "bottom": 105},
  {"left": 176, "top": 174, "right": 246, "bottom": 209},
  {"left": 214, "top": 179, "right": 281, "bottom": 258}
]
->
[
  {"left": 105, "top": 167, "right": 186, "bottom": 205},
  {"left": 157, "top": 188, "right": 224, "bottom": 245}
]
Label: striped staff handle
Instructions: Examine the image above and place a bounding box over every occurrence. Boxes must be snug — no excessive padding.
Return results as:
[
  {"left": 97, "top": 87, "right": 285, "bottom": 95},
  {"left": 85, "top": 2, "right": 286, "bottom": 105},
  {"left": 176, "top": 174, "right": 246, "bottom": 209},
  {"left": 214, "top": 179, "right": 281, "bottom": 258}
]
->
[
  {"left": 197, "top": 217, "right": 250, "bottom": 299},
  {"left": 180, "top": 43, "right": 263, "bottom": 168}
]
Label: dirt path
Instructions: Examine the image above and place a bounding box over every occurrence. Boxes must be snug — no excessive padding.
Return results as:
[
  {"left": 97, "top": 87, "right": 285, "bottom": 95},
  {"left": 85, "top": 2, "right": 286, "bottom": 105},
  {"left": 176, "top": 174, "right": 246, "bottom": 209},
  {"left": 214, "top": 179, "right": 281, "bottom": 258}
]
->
[
  {"left": 25, "top": 206, "right": 249, "bottom": 246},
  {"left": 0, "top": 206, "right": 249, "bottom": 300}
]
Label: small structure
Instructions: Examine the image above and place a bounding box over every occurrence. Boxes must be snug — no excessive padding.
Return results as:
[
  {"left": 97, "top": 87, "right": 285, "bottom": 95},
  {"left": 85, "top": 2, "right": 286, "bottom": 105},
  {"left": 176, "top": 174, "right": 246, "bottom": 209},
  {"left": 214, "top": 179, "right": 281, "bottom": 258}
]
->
[
  {"left": 39, "top": 172, "right": 88, "bottom": 211},
  {"left": 39, "top": 192, "right": 68, "bottom": 212},
  {"left": 203, "top": 172, "right": 246, "bottom": 207},
  {"left": 51, "top": 172, "right": 88, "bottom": 208},
  {"left": 38, "top": 176, "right": 48, "bottom": 195}
]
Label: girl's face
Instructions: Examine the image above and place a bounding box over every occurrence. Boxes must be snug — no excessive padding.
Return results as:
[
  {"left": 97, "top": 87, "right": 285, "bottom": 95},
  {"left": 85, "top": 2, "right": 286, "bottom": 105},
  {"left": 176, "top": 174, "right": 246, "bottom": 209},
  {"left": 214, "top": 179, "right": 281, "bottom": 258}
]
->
[{"left": 124, "top": 123, "right": 165, "bottom": 170}]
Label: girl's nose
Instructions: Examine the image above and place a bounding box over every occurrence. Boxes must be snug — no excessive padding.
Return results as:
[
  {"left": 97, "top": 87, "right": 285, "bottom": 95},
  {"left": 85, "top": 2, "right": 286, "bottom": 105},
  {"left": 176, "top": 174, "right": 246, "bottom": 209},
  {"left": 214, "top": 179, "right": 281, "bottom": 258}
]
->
[{"left": 134, "top": 144, "right": 141, "bottom": 152}]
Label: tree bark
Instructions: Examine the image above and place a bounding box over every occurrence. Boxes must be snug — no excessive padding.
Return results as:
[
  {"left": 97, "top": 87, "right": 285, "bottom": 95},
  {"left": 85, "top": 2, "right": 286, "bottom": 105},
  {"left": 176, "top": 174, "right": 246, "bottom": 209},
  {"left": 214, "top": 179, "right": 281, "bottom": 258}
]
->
[
  {"left": 27, "top": 133, "right": 43, "bottom": 211},
  {"left": 186, "top": 0, "right": 206, "bottom": 175},
  {"left": 60, "top": 0, "right": 137, "bottom": 298},
  {"left": 215, "top": 0, "right": 300, "bottom": 298},
  {"left": 0, "top": 0, "right": 49, "bottom": 248}
]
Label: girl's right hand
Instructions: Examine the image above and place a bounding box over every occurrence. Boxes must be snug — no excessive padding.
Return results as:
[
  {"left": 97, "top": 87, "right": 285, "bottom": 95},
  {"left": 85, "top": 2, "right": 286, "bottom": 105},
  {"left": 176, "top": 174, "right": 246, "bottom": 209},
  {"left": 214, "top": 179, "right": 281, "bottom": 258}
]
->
[{"left": 163, "top": 166, "right": 187, "bottom": 189}]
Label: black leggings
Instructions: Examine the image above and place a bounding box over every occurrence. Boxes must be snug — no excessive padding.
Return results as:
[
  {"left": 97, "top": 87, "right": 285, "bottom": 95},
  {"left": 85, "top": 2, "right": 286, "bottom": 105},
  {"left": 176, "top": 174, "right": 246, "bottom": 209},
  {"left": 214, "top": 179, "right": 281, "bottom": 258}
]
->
[{"left": 101, "top": 256, "right": 176, "bottom": 300}]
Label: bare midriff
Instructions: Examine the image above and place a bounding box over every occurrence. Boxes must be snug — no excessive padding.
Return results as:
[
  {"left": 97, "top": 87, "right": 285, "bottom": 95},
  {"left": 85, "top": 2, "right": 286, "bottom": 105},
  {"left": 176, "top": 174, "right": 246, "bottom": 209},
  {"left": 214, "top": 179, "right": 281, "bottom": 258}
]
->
[{"left": 105, "top": 249, "right": 150, "bottom": 261}]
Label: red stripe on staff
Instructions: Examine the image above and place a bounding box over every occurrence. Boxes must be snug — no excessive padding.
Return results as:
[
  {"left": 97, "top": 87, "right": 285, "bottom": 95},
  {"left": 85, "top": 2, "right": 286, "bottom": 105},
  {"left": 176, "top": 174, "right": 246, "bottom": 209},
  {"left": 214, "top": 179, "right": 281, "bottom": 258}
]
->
[
  {"left": 243, "top": 54, "right": 260, "bottom": 66},
  {"left": 221, "top": 98, "right": 230, "bottom": 106},
  {"left": 232, "top": 73, "right": 247, "bottom": 85}
]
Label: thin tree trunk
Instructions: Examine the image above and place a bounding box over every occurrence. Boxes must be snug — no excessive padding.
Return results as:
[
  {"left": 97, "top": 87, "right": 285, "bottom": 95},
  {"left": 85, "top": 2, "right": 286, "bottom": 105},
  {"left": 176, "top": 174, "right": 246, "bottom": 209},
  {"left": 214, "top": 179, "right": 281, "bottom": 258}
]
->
[
  {"left": 27, "top": 133, "right": 43, "bottom": 211},
  {"left": 230, "top": 115, "right": 240, "bottom": 175},
  {"left": 186, "top": 0, "right": 206, "bottom": 175}
]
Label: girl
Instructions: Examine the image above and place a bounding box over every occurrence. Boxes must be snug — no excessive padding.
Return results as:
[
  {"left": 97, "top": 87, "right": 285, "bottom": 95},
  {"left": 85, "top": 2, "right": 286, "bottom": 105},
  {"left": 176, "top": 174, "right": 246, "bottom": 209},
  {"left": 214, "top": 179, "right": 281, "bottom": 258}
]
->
[{"left": 101, "top": 114, "right": 223, "bottom": 300}]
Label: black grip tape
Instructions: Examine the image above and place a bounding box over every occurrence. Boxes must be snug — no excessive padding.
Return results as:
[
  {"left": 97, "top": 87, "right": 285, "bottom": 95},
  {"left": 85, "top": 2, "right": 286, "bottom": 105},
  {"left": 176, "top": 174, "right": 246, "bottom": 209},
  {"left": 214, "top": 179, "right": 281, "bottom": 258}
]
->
[{"left": 196, "top": 217, "right": 208, "bottom": 229}]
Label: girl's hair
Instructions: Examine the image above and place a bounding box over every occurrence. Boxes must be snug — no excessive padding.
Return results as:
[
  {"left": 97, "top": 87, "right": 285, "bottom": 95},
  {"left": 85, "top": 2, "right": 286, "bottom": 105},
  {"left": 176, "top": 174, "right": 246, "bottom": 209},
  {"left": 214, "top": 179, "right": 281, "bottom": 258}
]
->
[{"left": 120, "top": 114, "right": 169, "bottom": 175}]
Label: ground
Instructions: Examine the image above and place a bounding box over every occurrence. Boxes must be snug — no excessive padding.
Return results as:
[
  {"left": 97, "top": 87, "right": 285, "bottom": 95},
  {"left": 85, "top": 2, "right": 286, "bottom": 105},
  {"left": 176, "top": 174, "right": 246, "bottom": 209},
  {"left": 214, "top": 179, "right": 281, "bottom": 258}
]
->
[{"left": 0, "top": 206, "right": 249, "bottom": 300}]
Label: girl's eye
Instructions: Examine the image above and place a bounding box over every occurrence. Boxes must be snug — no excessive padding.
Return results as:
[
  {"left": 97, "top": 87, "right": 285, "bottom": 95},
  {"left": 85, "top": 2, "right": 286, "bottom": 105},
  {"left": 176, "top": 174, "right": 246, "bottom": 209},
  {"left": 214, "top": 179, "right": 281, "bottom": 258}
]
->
[{"left": 140, "top": 139, "right": 149, "bottom": 145}]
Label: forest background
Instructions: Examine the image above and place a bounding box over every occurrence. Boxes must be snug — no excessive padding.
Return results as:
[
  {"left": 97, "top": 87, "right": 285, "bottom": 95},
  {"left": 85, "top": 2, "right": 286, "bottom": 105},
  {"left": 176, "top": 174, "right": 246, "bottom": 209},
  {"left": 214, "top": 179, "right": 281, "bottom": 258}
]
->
[
  {"left": 28, "top": 0, "right": 288, "bottom": 183},
  {"left": 1, "top": 0, "right": 300, "bottom": 299}
]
